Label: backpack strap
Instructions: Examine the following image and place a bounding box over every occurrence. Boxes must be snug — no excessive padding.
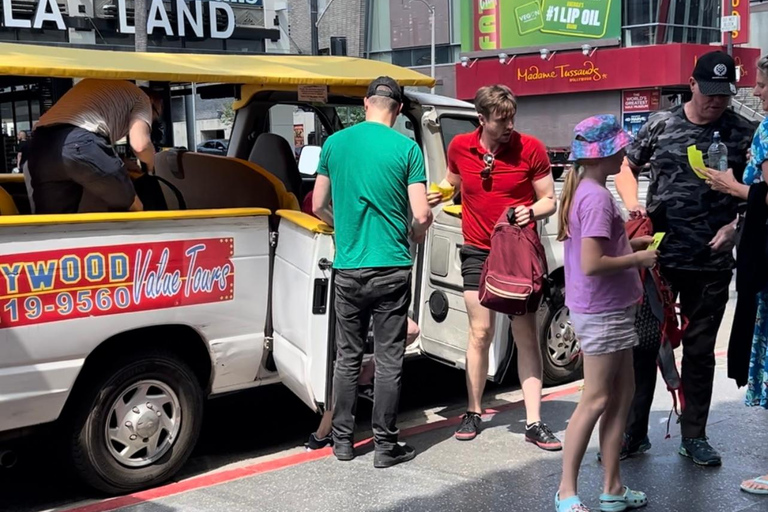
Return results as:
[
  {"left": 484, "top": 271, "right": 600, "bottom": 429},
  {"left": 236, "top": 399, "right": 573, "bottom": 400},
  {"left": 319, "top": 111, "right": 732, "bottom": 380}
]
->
[{"left": 154, "top": 175, "right": 187, "bottom": 210}]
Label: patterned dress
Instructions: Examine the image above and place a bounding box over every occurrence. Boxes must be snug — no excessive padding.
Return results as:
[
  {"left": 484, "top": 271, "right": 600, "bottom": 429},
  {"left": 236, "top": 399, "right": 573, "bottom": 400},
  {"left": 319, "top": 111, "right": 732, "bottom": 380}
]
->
[{"left": 744, "top": 117, "right": 768, "bottom": 409}]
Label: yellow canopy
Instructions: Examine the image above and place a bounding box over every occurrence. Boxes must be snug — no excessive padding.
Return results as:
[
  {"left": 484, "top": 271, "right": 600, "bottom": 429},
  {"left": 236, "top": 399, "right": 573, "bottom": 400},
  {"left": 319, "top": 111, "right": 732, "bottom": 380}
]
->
[{"left": 0, "top": 43, "right": 435, "bottom": 88}]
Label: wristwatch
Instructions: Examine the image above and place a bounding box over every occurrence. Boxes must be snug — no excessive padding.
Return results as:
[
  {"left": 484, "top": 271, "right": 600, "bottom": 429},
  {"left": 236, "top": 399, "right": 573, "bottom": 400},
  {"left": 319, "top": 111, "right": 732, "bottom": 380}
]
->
[{"left": 529, "top": 208, "right": 535, "bottom": 222}]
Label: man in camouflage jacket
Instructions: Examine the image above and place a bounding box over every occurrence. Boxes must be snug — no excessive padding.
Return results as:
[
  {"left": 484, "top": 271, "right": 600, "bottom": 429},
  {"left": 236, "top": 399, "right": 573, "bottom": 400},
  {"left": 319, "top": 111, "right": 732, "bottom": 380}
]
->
[{"left": 615, "top": 51, "right": 755, "bottom": 467}]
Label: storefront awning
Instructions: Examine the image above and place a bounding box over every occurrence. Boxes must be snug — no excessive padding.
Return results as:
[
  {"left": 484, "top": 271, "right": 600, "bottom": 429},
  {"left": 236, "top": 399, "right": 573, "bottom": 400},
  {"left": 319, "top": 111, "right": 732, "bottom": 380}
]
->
[
  {"left": 0, "top": 43, "right": 435, "bottom": 89},
  {"left": 455, "top": 43, "right": 761, "bottom": 99}
]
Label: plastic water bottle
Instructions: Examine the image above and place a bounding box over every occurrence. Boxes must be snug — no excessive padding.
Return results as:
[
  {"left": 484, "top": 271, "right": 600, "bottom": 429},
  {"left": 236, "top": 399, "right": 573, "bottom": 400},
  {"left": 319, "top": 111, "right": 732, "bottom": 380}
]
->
[{"left": 707, "top": 131, "right": 728, "bottom": 171}]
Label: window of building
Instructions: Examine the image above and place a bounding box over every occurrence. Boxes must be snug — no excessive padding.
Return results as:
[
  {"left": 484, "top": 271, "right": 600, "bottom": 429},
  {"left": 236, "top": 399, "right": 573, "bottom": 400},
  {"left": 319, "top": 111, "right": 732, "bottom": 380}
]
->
[
  {"left": 391, "top": 45, "right": 453, "bottom": 67},
  {"left": 623, "top": 0, "right": 720, "bottom": 46}
]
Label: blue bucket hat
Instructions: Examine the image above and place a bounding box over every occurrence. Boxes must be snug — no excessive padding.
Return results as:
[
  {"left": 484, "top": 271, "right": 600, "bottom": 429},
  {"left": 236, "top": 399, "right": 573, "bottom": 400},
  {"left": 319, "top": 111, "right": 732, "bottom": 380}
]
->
[{"left": 569, "top": 114, "right": 632, "bottom": 161}]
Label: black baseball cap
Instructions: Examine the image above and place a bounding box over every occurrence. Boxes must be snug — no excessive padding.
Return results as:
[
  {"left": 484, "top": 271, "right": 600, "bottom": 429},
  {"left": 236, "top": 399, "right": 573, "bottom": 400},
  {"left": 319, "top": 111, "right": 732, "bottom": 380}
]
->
[
  {"left": 692, "top": 51, "right": 737, "bottom": 96},
  {"left": 366, "top": 76, "right": 404, "bottom": 104}
]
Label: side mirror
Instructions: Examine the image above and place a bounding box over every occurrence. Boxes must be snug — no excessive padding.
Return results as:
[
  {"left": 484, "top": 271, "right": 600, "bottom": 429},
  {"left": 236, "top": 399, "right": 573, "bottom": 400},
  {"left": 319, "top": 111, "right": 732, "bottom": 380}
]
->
[{"left": 298, "top": 145, "right": 322, "bottom": 175}]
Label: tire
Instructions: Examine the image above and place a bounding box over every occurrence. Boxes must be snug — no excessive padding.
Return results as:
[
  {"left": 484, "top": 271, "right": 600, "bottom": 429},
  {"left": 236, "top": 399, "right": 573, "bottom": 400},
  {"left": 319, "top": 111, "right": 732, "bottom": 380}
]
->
[
  {"left": 537, "top": 283, "right": 583, "bottom": 386},
  {"left": 64, "top": 350, "right": 204, "bottom": 494}
]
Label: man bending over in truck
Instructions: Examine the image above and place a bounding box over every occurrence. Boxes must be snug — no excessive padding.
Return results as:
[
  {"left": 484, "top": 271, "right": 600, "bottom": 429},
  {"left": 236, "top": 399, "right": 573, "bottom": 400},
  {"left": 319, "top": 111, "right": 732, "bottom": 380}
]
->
[
  {"left": 27, "top": 79, "right": 163, "bottom": 214},
  {"left": 313, "top": 76, "right": 433, "bottom": 468}
]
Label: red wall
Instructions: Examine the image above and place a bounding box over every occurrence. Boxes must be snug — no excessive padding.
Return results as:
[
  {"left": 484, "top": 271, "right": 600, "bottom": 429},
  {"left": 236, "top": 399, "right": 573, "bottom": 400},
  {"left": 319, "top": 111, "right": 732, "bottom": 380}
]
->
[{"left": 456, "top": 44, "right": 761, "bottom": 100}]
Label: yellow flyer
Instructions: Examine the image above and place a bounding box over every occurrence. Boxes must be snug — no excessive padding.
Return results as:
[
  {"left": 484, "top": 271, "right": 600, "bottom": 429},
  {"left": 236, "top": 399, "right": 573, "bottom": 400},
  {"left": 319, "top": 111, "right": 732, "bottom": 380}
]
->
[
  {"left": 648, "top": 232, "right": 665, "bottom": 251},
  {"left": 429, "top": 182, "right": 455, "bottom": 202},
  {"left": 686, "top": 145, "right": 708, "bottom": 180}
]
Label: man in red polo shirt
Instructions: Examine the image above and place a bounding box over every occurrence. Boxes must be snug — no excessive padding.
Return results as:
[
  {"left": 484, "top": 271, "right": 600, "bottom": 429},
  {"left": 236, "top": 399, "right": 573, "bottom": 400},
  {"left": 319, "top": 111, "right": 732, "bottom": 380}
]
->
[{"left": 446, "top": 84, "right": 560, "bottom": 450}]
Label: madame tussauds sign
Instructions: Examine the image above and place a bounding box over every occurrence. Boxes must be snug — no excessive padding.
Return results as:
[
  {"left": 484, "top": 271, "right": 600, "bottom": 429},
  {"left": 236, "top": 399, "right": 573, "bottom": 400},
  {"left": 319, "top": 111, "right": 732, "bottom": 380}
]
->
[{"left": 2, "top": 0, "right": 238, "bottom": 39}]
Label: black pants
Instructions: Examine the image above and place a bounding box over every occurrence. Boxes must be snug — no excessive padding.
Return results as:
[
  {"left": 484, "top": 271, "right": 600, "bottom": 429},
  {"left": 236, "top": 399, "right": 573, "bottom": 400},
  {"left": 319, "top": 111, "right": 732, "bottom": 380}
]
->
[
  {"left": 626, "top": 268, "right": 732, "bottom": 441},
  {"left": 332, "top": 267, "right": 411, "bottom": 451}
]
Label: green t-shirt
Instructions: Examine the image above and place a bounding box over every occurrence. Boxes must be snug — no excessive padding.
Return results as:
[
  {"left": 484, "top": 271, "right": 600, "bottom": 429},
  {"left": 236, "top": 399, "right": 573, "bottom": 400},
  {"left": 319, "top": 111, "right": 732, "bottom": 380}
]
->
[{"left": 317, "top": 121, "right": 426, "bottom": 270}]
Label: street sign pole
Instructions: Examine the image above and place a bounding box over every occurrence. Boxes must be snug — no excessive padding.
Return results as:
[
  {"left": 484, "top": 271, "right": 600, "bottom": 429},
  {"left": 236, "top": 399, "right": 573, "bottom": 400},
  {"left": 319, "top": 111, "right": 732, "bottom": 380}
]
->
[{"left": 721, "top": 15, "right": 740, "bottom": 56}]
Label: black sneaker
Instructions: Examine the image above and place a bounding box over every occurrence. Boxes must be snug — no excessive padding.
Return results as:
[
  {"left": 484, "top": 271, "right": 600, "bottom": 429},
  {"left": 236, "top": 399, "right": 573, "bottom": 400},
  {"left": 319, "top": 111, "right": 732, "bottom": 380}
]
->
[
  {"left": 358, "top": 384, "right": 374, "bottom": 403},
  {"left": 598, "top": 434, "right": 652, "bottom": 462},
  {"left": 373, "top": 443, "right": 416, "bottom": 469},
  {"left": 679, "top": 437, "right": 721, "bottom": 466},
  {"left": 525, "top": 421, "right": 563, "bottom": 451},
  {"left": 333, "top": 442, "right": 355, "bottom": 462},
  {"left": 305, "top": 432, "right": 333, "bottom": 451},
  {"left": 455, "top": 412, "right": 482, "bottom": 441}
]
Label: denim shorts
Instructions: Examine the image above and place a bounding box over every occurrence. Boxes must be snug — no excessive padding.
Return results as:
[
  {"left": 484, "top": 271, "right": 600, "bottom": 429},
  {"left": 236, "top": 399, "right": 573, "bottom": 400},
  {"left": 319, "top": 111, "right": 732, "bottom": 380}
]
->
[{"left": 570, "top": 304, "right": 639, "bottom": 356}]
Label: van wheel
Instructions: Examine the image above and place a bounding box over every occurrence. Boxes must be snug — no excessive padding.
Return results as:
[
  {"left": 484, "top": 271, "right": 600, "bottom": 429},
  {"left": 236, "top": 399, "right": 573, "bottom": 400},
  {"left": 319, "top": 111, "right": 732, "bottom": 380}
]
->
[
  {"left": 65, "top": 351, "right": 204, "bottom": 494},
  {"left": 538, "top": 284, "right": 582, "bottom": 386}
]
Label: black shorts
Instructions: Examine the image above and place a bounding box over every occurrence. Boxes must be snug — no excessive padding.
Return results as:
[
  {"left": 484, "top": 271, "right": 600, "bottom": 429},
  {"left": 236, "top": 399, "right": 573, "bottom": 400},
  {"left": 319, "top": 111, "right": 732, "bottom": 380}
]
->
[{"left": 459, "top": 245, "right": 490, "bottom": 292}]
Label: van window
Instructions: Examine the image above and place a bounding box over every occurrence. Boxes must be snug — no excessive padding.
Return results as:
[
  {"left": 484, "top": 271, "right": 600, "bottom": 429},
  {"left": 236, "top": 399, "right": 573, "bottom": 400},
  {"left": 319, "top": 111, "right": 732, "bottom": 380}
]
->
[{"left": 439, "top": 116, "right": 479, "bottom": 154}]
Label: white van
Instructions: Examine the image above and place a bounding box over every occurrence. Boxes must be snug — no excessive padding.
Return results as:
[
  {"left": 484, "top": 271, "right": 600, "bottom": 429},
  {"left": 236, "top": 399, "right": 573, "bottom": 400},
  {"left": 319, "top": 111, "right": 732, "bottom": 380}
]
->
[{"left": 0, "top": 42, "right": 580, "bottom": 494}]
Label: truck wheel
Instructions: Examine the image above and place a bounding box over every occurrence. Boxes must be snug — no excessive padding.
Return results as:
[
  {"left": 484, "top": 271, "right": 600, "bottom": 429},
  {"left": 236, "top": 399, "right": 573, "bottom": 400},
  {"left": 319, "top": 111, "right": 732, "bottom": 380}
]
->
[
  {"left": 65, "top": 351, "right": 204, "bottom": 494},
  {"left": 538, "top": 284, "right": 582, "bottom": 386}
]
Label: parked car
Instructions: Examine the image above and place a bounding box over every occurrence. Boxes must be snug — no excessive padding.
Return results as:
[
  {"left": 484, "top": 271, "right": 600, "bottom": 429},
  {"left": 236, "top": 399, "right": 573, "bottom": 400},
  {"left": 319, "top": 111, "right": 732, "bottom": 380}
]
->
[{"left": 196, "top": 139, "right": 228, "bottom": 155}]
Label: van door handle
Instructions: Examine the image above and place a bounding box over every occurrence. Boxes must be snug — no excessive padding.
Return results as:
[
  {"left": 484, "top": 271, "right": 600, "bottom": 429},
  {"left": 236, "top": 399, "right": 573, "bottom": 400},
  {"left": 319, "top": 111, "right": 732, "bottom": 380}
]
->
[{"left": 318, "top": 258, "right": 333, "bottom": 271}]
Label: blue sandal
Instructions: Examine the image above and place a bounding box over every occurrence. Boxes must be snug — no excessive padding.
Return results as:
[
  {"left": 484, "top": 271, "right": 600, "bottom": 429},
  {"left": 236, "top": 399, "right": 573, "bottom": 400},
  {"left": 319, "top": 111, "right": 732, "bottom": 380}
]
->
[
  {"left": 740, "top": 477, "right": 768, "bottom": 495},
  {"left": 555, "top": 492, "right": 591, "bottom": 512},
  {"left": 599, "top": 486, "right": 647, "bottom": 511}
]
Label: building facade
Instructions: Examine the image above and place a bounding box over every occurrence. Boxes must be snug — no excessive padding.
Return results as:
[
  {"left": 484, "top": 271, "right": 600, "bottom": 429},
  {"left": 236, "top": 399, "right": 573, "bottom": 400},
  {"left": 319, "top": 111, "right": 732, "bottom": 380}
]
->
[
  {"left": 285, "top": 0, "right": 459, "bottom": 96},
  {"left": 456, "top": 0, "right": 762, "bottom": 148},
  {"left": 0, "top": 0, "right": 289, "bottom": 170}
]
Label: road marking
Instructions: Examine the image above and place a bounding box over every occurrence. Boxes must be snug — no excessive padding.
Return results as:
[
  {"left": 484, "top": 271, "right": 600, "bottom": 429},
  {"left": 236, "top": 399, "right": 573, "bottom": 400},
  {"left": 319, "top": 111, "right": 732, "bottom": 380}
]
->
[
  {"left": 63, "top": 383, "right": 584, "bottom": 512},
  {"left": 64, "top": 350, "right": 731, "bottom": 512}
]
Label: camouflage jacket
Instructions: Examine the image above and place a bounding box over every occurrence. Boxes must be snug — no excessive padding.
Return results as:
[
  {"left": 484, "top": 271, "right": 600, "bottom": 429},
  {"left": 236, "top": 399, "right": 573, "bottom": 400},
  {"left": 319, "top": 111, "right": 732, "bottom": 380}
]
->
[{"left": 626, "top": 104, "right": 755, "bottom": 271}]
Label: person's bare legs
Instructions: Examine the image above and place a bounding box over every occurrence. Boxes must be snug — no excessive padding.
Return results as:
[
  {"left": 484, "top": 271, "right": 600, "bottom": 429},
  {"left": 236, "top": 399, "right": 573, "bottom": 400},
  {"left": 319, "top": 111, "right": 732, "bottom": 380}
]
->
[
  {"left": 598, "top": 348, "right": 635, "bottom": 496},
  {"left": 558, "top": 352, "right": 622, "bottom": 500},
  {"left": 512, "top": 312, "right": 543, "bottom": 425},
  {"left": 361, "top": 317, "right": 419, "bottom": 386},
  {"left": 315, "top": 410, "right": 333, "bottom": 438},
  {"left": 464, "top": 291, "right": 496, "bottom": 414}
]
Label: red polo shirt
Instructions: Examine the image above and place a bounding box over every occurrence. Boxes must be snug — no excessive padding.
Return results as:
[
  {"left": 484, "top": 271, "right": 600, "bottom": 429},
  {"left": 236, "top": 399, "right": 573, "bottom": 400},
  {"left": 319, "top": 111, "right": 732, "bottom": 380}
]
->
[{"left": 447, "top": 129, "right": 551, "bottom": 250}]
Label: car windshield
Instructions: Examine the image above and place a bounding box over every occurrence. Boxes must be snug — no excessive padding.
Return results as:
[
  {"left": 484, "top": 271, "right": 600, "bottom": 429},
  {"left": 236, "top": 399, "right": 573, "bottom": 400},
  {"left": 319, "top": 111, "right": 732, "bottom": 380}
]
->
[{"left": 439, "top": 116, "right": 479, "bottom": 155}]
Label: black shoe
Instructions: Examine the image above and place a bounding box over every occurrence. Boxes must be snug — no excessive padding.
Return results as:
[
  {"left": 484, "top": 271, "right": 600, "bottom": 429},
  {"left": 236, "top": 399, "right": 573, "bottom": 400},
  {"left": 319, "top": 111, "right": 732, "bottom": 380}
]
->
[
  {"left": 373, "top": 444, "right": 416, "bottom": 469},
  {"left": 525, "top": 421, "right": 563, "bottom": 451},
  {"left": 305, "top": 432, "right": 333, "bottom": 451},
  {"left": 333, "top": 442, "right": 355, "bottom": 461},
  {"left": 455, "top": 412, "right": 482, "bottom": 441},
  {"left": 679, "top": 437, "right": 721, "bottom": 466},
  {"left": 598, "top": 434, "right": 652, "bottom": 462},
  {"left": 358, "top": 384, "right": 374, "bottom": 403}
]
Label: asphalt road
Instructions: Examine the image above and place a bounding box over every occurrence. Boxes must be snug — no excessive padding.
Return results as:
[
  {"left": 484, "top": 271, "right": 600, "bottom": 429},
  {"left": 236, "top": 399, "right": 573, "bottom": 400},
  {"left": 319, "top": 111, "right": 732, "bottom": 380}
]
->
[{"left": 1, "top": 295, "right": 736, "bottom": 512}]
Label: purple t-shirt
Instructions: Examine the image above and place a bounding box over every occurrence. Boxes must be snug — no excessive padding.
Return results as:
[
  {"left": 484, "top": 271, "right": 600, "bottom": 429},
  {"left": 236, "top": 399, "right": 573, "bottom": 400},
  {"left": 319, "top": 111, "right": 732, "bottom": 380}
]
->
[{"left": 564, "top": 179, "right": 642, "bottom": 314}]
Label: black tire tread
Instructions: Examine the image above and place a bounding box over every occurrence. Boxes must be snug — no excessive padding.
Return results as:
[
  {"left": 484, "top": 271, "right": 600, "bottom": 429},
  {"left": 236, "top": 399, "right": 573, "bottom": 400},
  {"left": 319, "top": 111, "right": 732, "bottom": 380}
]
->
[{"left": 64, "top": 349, "right": 204, "bottom": 495}]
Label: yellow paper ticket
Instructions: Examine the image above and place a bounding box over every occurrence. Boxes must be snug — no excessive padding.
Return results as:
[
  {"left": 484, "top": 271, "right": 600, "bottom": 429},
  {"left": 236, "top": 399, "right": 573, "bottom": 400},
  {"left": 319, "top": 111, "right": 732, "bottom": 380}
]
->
[
  {"left": 429, "top": 182, "right": 455, "bottom": 202},
  {"left": 686, "top": 145, "right": 708, "bottom": 180},
  {"left": 648, "top": 232, "right": 666, "bottom": 251}
]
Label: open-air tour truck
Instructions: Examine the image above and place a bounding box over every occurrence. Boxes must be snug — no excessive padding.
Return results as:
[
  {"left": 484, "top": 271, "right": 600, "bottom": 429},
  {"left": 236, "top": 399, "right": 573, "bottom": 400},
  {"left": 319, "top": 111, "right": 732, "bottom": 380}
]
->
[{"left": 0, "top": 42, "right": 581, "bottom": 493}]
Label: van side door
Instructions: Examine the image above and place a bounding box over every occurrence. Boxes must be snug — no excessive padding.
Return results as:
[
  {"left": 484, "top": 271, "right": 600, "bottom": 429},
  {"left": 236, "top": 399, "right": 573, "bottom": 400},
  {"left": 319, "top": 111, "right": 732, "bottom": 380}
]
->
[
  {"left": 415, "top": 108, "right": 513, "bottom": 383},
  {"left": 271, "top": 211, "right": 335, "bottom": 411}
]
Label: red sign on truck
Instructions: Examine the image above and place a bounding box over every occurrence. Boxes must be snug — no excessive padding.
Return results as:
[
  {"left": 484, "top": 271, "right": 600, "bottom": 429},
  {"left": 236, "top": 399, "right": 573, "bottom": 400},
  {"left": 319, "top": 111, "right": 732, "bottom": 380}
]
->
[{"left": 0, "top": 238, "right": 235, "bottom": 329}]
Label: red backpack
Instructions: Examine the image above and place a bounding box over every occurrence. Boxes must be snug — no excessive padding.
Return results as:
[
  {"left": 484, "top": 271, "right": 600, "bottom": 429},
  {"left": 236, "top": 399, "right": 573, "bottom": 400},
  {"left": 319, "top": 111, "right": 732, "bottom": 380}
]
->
[
  {"left": 625, "top": 215, "right": 687, "bottom": 436},
  {"left": 479, "top": 208, "right": 548, "bottom": 316}
]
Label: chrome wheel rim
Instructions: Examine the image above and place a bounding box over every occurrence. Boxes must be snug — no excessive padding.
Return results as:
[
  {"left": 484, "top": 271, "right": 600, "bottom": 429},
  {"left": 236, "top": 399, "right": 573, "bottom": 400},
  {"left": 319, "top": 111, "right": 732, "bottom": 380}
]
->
[{"left": 104, "top": 379, "right": 182, "bottom": 468}]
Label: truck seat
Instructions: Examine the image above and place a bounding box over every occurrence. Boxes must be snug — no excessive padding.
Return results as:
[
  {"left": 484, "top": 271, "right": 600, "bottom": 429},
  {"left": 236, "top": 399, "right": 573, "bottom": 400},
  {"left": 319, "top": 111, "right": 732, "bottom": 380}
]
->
[
  {"left": 248, "top": 133, "right": 303, "bottom": 198},
  {"left": 0, "top": 187, "right": 19, "bottom": 215},
  {"left": 155, "top": 150, "right": 299, "bottom": 212}
]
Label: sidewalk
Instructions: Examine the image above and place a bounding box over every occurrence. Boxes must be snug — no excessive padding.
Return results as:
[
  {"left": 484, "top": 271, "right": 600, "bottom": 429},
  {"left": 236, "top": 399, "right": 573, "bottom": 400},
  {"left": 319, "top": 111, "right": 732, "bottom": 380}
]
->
[{"left": 67, "top": 355, "right": 768, "bottom": 512}]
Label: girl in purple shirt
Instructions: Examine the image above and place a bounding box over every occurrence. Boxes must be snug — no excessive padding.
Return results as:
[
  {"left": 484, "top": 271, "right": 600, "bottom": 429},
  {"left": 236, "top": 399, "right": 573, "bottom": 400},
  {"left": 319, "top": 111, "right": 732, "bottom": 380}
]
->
[{"left": 554, "top": 115, "right": 658, "bottom": 512}]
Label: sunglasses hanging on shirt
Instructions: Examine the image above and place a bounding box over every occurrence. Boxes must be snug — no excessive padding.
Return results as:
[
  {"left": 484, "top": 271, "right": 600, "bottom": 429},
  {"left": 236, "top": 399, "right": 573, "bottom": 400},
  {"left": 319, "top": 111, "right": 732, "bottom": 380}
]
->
[{"left": 481, "top": 153, "right": 495, "bottom": 180}]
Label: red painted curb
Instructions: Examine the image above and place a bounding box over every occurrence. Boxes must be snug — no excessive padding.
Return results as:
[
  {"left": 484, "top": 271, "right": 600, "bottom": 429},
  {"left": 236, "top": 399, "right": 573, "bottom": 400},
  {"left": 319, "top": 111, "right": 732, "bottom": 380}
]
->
[
  {"left": 63, "top": 349, "right": 732, "bottom": 512},
  {"left": 63, "top": 383, "right": 582, "bottom": 512}
]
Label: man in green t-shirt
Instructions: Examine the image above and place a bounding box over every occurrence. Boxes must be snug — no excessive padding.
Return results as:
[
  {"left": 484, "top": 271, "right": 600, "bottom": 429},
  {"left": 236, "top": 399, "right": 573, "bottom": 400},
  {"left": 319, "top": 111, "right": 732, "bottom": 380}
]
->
[{"left": 313, "top": 76, "right": 433, "bottom": 468}]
